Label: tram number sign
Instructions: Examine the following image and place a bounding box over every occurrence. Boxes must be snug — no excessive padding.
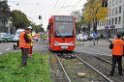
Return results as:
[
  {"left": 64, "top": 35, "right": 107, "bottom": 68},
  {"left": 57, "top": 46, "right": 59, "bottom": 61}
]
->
[{"left": 61, "top": 46, "right": 68, "bottom": 49}]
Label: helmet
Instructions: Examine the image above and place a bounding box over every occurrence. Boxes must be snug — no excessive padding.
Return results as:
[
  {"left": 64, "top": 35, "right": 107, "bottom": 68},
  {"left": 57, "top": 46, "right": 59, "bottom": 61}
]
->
[{"left": 28, "top": 26, "right": 32, "bottom": 29}]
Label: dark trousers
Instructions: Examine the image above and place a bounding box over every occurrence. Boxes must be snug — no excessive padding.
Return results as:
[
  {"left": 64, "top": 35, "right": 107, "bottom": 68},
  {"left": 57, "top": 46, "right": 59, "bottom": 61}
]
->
[
  {"left": 29, "top": 46, "right": 33, "bottom": 54},
  {"left": 111, "top": 55, "right": 122, "bottom": 75},
  {"left": 21, "top": 48, "right": 29, "bottom": 66}
]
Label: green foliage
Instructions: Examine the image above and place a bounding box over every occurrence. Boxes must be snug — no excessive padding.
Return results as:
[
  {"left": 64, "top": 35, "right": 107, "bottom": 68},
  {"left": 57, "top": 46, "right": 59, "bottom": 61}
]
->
[
  {"left": 83, "top": 0, "right": 108, "bottom": 32},
  {"left": 11, "top": 10, "right": 30, "bottom": 29},
  {"left": 0, "top": 0, "right": 10, "bottom": 21},
  {"left": 71, "top": 10, "right": 87, "bottom": 33},
  {"left": 30, "top": 23, "right": 44, "bottom": 33},
  {"left": 0, "top": 52, "right": 52, "bottom": 82}
]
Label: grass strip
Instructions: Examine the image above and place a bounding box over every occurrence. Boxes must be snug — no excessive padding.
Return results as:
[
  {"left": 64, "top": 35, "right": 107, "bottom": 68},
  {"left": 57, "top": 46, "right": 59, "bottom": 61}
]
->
[{"left": 0, "top": 52, "right": 52, "bottom": 82}]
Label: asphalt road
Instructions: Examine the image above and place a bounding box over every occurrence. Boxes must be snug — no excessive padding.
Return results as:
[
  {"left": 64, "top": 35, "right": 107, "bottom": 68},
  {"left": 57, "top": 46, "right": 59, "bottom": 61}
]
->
[
  {"left": 0, "top": 42, "right": 15, "bottom": 55},
  {"left": 0, "top": 39, "right": 112, "bottom": 56},
  {"left": 75, "top": 39, "right": 112, "bottom": 56},
  {"left": 0, "top": 40, "right": 49, "bottom": 55}
]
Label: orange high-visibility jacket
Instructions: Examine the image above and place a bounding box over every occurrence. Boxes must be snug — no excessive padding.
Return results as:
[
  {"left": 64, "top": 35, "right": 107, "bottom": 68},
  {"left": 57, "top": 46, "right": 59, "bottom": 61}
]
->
[
  {"left": 112, "top": 38, "right": 124, "bottom": 56},
  {"left": 19, "top": 32, "right": 30, "bottom": 48},
  {"left": 35, "top": 33, "right": 39, "bottom": 39}
]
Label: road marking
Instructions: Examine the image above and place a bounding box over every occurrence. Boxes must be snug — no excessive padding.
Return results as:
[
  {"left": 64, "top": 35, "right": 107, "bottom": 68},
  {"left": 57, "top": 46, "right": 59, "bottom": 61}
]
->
[
  {"left": 0, "top": 52, "right": 2, "bottom": 55},
  {"left": 6, "top": 48, "right": 11, "bottom": 51}
]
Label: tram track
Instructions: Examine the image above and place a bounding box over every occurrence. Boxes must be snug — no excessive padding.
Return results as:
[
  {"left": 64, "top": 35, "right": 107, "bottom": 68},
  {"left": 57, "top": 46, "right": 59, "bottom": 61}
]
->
[
  {"left": 55, "top": 54, "right": 72, "bottom": 82},
  {"left": 53, "top": 53, "right": 114, "bottom": 82},
  {"left": 76, "top": 52, "right": 124, "bottom": 82},
  {"left": 76, "top": 55, "right": 114, "bottom": 82}
]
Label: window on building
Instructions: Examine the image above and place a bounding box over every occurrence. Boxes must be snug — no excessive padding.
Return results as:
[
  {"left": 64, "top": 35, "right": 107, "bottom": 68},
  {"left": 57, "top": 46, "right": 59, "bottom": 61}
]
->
[
  {"left": 98, "top": 21, "right": 99, "bottom": 26},
  {"left": 116, "top": 0, "right": 118, "bottom": 4},
  {"left": 106, "top": 20, "right": 108, "bottom": 25},
  {"left": 112, "top": 18, "right": 114, "bottom": 24},
  {"left": 109, "top": 9, "right": 111, "bottom": 16},
  {"left": 119, "top": 6, "right": 122, "bottom": 14},
  {"left": 118, "top": 16, "right": 121, "bottom": 24},
  {"left": 99, "top": 21, "right": 101, "bottom": 26},
  {"left": 112, "top": 9, "right": 114, "bottom": 15},
  {"left": 112, "top": 0, "right": 114, "bottom": 6},
  {"left": 115, "top": 7, "right": 118, "bottom": 15},
  {"left": 115, "top": 17, "right": 117, "bottom": 24},
  {"left": 109, "top": 19, "right": 111, "bottom": 25},
  {"left": 110, "top": 1, "right": 112, "bottom": 7}
]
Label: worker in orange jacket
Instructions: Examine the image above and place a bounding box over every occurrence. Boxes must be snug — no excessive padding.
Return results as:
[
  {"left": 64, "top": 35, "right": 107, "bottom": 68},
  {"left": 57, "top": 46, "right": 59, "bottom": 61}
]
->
[
  {"left": 19, "top": 28, "right": 31, "bottom": 67},
  {"left": 27, "top": 26, "right": 35, "bottom": 57},
  {"left": 109, "top": 33, "right": 124, "bottom": 76},
  {"left": 35, "top": 33, "right": 39, "bottom": 41}
]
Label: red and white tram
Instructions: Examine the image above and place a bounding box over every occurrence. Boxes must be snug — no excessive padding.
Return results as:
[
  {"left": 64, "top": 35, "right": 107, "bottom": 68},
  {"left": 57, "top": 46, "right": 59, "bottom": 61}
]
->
[{"left": 47, "top": 15, "right": 76, "bottom": 52}]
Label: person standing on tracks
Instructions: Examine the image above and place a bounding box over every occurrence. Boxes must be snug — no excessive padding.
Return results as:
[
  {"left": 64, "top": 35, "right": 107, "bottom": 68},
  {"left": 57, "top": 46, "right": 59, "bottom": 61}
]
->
[
  {"left": 27, "top": 26, "right": 34, "bottom": 58},
  {"left": 19, "top": 28, "right": 31, "bottom": 67},
  {"left": 109, "top": 33, "right": 124, "bottom": 76}
]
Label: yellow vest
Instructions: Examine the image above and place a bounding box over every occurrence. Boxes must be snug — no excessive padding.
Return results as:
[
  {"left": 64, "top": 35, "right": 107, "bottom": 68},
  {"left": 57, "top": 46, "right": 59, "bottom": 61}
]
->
[{"left": 28, "top": 33, "right": 34, "bottom": 46}]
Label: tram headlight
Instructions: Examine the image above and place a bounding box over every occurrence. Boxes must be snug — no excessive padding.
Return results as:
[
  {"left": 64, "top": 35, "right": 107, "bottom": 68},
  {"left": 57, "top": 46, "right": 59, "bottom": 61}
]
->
[{"left": 54, "top": 41, "right": 59, "bottom": 46}]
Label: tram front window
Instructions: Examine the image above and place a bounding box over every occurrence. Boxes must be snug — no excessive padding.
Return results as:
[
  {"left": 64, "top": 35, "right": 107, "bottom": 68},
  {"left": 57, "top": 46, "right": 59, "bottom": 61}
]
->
[{"left": 55, "top": 22, "right": 74, "bottom": 37}]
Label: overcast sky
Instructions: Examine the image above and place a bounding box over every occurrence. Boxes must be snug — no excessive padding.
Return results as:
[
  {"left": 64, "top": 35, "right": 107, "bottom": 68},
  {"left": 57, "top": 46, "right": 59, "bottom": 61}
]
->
[{"left": 8, "top": 0, "right": 87, "bottom": 30}]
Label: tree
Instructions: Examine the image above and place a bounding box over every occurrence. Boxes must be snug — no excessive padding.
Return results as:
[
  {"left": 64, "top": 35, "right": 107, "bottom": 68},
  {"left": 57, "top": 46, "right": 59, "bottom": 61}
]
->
[
  {"left": 11, "top": 10, "right": 30, "bottom": 29},
  {"left": 35, "top": 24, "right": 44, "bottom": 33},
  {"left": 83, "top": 0, "right": 108, "bottom": 33},
  {"left": 30, "top": 22, "right": 44, "bottom": 33},
  {"left": 71, "top": 10, "right": 87, "bottom": 33},
  {"left": 0, "top": 0, "right": 10, "bottom": 31},
  {"left": 0, "top": 0, "right": 10, "bottom": 19}
]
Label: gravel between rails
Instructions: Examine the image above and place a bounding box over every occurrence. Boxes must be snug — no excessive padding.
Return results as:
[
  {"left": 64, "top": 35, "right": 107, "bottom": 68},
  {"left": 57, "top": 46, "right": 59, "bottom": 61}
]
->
[
  {"left": 50, "top": 54, "right": 69, "bottom": 82},
  {"left": 77, "top": 53, "right": 124, "bottom": 82},
  {"left": 60, "top": 56, "right": 109, "bottom": 82}
]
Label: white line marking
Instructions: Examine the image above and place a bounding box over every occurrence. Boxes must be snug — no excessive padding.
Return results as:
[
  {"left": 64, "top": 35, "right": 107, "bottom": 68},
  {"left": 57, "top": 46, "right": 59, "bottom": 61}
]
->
[{"left": 0, "top": 52, "right": 2, "bottom": 55}]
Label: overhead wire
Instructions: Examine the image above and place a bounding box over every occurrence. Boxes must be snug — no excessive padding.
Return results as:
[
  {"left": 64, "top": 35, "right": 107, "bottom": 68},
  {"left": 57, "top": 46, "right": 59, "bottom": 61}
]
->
[
  {"left": 8, "top": 1, "right": 41, "bottom": 6},
  {"left": 54, "top": 0, "right": 59, "bottom": 7},
  {"left": 52, "top": 0, "right": 59, "bottom": 15},
  {"left": 70, "top": 0, "right": 82, "bottom": 12},
  {"left": 61, "top": 0, "right": 67, "bottom": 8}
]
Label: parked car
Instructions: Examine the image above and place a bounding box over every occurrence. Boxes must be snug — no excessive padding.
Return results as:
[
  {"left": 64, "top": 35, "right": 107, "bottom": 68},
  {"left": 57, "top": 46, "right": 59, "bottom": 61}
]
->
[
  {"left": 0, "top": 35, "right": 4, "bottom": 42},
  {"left": 87, "top": 35, "right": 93, "bottom": 40},
  {"left": 13, "top": 29, "right": 24, "bottom": 49},
  {"left": 13, "top": 29, "right": 24, "bottom": 42},
  {"left": 1, "top": 34, "right": 14, "bottom": 42},
  {"left": 0, "top": 33, "right": 6, "bottom": 42},
  {"left": 76, "top": 34, "right": 88, "bottom": 41}
]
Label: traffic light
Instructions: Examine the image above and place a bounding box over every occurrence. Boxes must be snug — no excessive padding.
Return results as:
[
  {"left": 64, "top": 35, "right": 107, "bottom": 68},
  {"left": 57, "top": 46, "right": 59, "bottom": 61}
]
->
[
  {"left": 39, "top": 15, "right": 42, "bottom": 19},
  {"left": 102, "top": 0, "right": 108, "bottom": 7},
  {"left": 105, "top": 0, "right": 108, "bottom": 7}
]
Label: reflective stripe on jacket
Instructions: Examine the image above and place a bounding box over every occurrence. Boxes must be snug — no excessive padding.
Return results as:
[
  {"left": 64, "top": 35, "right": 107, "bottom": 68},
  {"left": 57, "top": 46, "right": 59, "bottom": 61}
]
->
[
  {"left": 112, "top": 39, "right": 124, "bottom": 56},
  {"left": 19, "top": 32, "right": 30, "bottom": 48}
]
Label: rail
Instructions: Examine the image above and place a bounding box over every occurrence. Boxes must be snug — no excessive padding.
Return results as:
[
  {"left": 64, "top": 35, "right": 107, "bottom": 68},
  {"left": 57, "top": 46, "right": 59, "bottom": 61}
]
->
[
  {"left": 55, "top": 54, "right": 72, "bottom": 82},
  {"left": 76, "top": 55, "right": 114, "bottom": 82}
]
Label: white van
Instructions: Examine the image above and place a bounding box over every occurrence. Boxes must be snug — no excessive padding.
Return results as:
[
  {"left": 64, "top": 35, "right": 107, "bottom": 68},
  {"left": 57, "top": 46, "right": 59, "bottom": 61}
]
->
[
  {"left": 13, "top": 29, "right": 24, "bottom": 49},
  {"left": 13, "top": 29, "right": 24, "bottom": 42}
]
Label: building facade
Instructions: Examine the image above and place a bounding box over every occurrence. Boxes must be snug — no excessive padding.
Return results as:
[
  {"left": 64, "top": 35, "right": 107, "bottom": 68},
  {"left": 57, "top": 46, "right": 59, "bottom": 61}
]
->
[{"left": 97, "top": 0, "right": 124, "bottom": 38}]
